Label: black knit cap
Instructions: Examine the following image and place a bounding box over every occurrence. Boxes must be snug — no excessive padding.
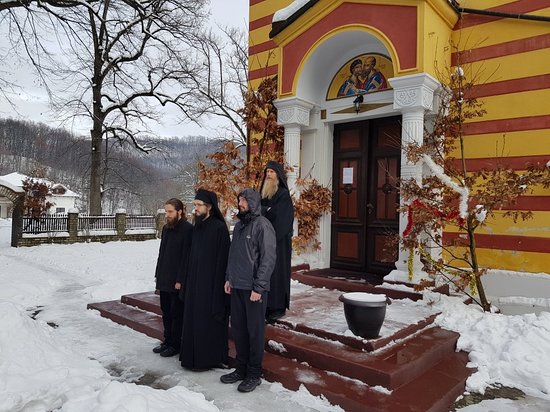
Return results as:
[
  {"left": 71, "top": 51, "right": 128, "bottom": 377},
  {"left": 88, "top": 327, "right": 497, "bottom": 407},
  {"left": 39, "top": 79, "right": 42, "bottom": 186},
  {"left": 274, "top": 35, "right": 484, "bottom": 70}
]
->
[{"left": 195, "top": 188, "right": 225, "bottom": 222}]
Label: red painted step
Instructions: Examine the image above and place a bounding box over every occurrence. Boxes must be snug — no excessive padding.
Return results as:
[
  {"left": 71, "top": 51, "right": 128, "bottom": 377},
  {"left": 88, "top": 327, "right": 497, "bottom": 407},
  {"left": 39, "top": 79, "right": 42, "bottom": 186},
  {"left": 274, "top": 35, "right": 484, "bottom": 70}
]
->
[
  {"left": 121, "top": 291, "right": 161, "bottom": 315},
  {"left": 265, "top": 325, "right": 460, "bottom": 389},
  {"left": 293, "top": 270, "right": 424, "bottom": 301},
  {"left": 87, "top": 300, "right": 163, "bottom": 341},
  {"left": 88, "top": 287, "right": 473, "bottom": 412}
]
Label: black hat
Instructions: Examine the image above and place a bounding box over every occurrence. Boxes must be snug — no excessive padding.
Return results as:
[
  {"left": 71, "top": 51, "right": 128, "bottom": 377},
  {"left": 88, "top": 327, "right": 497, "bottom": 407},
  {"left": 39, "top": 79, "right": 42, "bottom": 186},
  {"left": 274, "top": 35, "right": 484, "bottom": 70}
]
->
[{"left": 195, "top": 188, "right": 225, "bottom": 222}]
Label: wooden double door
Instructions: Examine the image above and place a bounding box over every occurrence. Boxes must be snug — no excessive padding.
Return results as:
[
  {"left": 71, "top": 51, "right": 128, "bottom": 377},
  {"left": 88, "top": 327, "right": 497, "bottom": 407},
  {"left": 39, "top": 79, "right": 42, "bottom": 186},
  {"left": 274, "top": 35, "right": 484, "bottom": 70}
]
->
[{"left": 330, "top": 117, "right": 401, "bottom": 276}]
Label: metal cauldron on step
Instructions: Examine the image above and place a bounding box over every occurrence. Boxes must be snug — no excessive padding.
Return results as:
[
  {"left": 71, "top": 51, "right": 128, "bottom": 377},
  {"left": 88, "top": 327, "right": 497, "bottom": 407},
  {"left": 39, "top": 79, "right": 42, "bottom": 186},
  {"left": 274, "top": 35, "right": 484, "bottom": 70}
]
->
[{"left": 339, "top": 292, "right": 391, "bottom": 339}]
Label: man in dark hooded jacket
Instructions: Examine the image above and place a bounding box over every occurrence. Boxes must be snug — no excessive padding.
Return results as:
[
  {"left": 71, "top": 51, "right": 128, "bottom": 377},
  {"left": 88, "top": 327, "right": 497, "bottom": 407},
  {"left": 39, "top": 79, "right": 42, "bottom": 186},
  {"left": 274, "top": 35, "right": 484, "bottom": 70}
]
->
[
  {"left": 221, "top": 188, "right": 276, "bottom": 393},
  {"left": 180, "top": 188, "right": 231, "bottom": 370},
  {"left": 259, "top": 161, "right": 294, "bottom": 322},
  {"left": 154, "top": 198, "right": 193, "bottom": 357}
]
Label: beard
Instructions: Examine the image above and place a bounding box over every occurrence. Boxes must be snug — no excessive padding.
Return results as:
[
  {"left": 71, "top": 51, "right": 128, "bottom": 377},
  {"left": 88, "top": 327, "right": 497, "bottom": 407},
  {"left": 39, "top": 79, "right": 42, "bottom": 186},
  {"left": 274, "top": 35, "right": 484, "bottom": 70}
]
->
[
  {"left": 262, "top": 177, "right": 279, "bottom": 199},
  {"left": 193, "top": 211, "right": 208, "bottom": 225},
  {"left": 165, "top": 215, "right": 179, "bottom": 228}
]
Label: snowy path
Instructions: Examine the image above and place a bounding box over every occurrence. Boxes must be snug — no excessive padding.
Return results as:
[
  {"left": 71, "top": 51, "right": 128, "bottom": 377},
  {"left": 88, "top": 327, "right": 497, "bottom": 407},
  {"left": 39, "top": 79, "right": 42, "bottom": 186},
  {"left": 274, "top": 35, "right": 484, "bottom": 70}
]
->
[
  {"left": 3, "top": 219, "right": 550, "bottom": 411},
  {"left": 0, "top": 223, "right": 340, "bottom": 412}
]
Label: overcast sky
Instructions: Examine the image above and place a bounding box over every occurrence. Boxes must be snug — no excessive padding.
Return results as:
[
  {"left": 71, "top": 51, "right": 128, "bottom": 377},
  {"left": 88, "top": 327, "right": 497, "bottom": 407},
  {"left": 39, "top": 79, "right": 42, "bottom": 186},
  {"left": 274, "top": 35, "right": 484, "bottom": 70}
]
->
[{"left": 0, "top": 0, "right": 249, "bottom": 138}]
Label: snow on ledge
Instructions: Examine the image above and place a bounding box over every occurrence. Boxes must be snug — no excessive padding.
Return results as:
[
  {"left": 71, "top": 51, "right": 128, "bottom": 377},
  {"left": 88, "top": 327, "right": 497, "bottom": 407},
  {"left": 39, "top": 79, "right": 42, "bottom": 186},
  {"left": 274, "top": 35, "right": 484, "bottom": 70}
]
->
[
  {"left": 273, "top": 0, "right": 311, "bottom": 23},
  {"left": 268, "top": 340, "right": 287, "bottom": 353}
]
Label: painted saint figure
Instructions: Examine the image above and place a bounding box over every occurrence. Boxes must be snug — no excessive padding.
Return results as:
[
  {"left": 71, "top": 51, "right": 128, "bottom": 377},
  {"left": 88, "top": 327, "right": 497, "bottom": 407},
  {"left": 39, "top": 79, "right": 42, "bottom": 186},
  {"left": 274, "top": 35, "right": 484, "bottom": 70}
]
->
[{"left": 357, "top": 56, "right": 387, "bottom": 92}]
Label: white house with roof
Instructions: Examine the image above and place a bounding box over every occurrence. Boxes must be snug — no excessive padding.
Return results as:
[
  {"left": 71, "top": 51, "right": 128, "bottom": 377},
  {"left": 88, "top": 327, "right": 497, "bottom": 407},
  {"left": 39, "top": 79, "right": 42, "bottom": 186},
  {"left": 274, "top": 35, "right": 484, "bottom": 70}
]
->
[{"left": 0, "top": 172, "right": 79, "bottom": 218}]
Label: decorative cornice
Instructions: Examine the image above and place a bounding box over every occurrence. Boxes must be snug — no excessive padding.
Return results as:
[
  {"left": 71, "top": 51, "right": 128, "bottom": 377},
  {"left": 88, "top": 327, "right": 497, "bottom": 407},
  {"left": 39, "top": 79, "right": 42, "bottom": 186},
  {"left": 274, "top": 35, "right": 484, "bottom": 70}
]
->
[
  {"left": 389, "top": 73, "right": 440, "bottom": 112},
  {"left": 274, "top": 97, "right": 315, "bottom": 127}
]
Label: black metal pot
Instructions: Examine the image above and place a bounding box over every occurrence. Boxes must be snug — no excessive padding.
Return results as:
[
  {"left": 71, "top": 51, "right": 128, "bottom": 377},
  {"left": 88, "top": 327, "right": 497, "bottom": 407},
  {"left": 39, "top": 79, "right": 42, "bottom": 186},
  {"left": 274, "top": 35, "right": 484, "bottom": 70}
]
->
[{"left": 339, "top": 292, "right": 391, "bottom": 339}]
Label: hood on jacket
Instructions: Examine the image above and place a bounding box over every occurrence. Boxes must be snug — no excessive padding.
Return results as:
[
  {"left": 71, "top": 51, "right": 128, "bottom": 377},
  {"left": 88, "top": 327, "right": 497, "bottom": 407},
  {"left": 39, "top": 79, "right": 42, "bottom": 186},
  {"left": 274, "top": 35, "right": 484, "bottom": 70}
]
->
[
  {"left": 260, "top": 160, "right": 288, "bottom": 191},
  {"left": 238, "top": 188, "right": 261, "bottom": 217}
]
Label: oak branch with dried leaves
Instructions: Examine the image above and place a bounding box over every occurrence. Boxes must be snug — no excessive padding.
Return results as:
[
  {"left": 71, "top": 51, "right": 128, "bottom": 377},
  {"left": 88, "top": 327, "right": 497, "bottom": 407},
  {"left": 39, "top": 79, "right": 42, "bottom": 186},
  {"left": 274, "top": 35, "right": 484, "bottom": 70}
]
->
[
  {"left": 400, "top": 63, "right": 550, "bottom": 311},
  {"left": 197, "top": 76, "right": 332, "bottom": 251}
]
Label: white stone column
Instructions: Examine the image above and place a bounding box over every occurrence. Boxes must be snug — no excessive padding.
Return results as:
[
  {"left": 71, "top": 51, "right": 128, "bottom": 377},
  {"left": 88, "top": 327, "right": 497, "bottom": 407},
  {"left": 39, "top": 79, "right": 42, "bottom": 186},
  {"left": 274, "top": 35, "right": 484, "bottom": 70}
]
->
[
  {"left": 273, "top": 97, "right": 314, "bottom": 195},
  {"left": 385, "top": 73, "right": 440, "bottom": 284},
  {"left": 283, "top": 125, "right": 301, "bottom": 192}
]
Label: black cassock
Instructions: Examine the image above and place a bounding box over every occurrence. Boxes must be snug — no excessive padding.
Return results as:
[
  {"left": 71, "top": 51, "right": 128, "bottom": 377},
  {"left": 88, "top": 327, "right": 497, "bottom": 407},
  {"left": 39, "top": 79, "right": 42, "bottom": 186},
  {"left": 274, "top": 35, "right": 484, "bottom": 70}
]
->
[
  {"left": 261, "top": 185, "right": 294, "bottom": 311},
  {"left": 180, "top": 216, "right": 230, "bottom": 369}
]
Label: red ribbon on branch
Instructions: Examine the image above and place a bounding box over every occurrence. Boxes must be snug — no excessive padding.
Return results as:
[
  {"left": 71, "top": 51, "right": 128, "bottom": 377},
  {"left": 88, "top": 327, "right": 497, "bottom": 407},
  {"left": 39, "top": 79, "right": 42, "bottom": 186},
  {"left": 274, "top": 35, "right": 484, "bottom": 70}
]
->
[{"left": 402, "top": 199, "right": 464, "bottom": 237}]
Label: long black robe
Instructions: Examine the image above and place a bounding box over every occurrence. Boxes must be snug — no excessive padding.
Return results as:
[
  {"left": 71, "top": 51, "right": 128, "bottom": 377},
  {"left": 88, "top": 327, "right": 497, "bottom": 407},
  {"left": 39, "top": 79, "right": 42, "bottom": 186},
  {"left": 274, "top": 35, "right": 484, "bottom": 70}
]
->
[
  {"left": 155, "top": 219, "right": 193, "bottom": 292},
  {"left": 261, "top": 183, "right": 294, "bottom": 311},
  {"left": 180, "top": 216, "right": 230, "bottom": 369}
]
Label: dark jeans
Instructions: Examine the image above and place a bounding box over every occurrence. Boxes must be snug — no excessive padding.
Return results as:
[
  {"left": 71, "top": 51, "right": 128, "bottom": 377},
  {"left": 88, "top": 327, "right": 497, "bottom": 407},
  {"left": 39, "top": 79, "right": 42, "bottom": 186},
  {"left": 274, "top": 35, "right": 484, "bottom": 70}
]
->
[
  {"left": 230, "top": 288, "right": 268, "bottom": 379},
  {"left": 159, "top": 291, "right": 184, "bottom": 351}
]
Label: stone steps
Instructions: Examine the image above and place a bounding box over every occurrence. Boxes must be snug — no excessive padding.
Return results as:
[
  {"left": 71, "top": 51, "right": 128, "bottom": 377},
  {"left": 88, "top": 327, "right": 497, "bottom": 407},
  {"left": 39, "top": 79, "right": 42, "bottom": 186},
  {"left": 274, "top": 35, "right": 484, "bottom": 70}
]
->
[
  {"left": 87, "top": 281, "right": 473, "bottom": 411},
  {"left": 264, "top": 324, "right": 459, "bottom": 389}
]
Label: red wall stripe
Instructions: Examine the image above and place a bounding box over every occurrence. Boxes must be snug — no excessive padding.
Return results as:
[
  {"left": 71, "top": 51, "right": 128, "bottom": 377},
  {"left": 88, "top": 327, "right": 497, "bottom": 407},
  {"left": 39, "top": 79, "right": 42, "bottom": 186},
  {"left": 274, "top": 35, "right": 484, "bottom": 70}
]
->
[
  {"left": 249, "top": 40, "right": 277, "bottom": 56},
  {"left": 250, "top": 0, "right": 268, "bottom": 6},
  {"left": 444, "top": 233, "right": 550, "bottom": 254},
  {"left": 453, "top": 155, "right": 550, "bottom": 172},
  {"left": 280, "top": 3, "right": 417, "bottom": 94},
  {"left": 469, "top": 74, "right": 550, "bottom": 98},
  {"left": 250, "top": 14, "right": 273, "bottom": 31},
  {"left": 499, "top": 196, "right": 550, "bottom": 211},
  {"left": 249, "top": 64, "right": 278, "bottom": 81},
  {"left": 463, "top": 115, "right": 550, "bottom": 136},
  {"left": 451, "top": 33, "right": 550, "bottom": 65},
  {"left": 457, "top": 0, "right": 550, "bottom": 29}
]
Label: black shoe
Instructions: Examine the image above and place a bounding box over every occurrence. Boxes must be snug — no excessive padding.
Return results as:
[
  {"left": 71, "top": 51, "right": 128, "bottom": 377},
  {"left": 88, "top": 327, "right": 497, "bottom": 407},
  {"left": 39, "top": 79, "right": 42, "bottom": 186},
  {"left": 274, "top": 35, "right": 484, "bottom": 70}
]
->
[
  {"left": 266, "top": 309, "right": 286, "bottom": 323},
  {"left": 220, "top": 370, "right": 246, "bottom": 384},
  {"left": 159, "top": 346, "right": 179, "bottom": 357},
  {"left": 153, "top": 343, "right": 168, "bottom": 353},
  {"left": 237, "top": 377, "right": 261, "bottom": 392}
]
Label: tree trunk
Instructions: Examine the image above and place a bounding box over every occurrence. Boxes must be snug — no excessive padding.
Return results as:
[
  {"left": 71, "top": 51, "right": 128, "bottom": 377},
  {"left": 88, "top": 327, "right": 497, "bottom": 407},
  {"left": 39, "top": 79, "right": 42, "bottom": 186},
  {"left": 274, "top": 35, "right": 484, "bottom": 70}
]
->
[
  {"left": 89, "top": 124, "right": 103, "bottom": 215},
  {"left": 89, "top": 68, "right": 103, "bottom": 215}
]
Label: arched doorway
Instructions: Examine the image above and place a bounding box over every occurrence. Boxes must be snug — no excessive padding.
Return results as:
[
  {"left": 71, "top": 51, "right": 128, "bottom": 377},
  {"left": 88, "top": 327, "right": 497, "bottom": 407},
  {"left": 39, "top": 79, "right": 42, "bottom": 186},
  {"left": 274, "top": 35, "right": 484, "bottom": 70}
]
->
[{"left": 0, "top": 184, "right": 25, "bottom": 247}]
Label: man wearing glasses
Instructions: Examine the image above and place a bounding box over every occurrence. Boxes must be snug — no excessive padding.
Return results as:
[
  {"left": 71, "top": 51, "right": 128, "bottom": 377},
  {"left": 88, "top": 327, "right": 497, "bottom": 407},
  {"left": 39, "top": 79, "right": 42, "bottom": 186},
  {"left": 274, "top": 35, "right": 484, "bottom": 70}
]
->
[{"left": 179, "top": 188, "right": 231, "bottom": 370}]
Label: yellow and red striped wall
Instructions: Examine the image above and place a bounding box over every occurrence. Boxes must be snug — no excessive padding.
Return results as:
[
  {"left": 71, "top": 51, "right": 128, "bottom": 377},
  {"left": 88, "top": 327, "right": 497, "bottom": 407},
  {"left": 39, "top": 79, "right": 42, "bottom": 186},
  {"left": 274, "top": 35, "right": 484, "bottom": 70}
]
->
[{"left": 248, "top": 0, "right": 550, "bottom": 273}]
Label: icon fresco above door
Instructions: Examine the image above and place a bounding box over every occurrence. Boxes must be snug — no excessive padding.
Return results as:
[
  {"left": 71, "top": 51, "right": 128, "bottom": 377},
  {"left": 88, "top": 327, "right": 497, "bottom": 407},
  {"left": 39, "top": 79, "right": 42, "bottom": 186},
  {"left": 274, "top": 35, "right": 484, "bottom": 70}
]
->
[{"left": 327, "top": 53, "right": 393, "bottom": 100}]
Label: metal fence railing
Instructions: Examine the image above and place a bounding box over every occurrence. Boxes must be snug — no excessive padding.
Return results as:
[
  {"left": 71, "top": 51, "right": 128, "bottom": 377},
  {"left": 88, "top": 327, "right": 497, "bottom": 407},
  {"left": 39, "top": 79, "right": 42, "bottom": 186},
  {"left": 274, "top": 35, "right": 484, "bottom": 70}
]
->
[
  {"left": 78, "top": 215, "right": 116, "bottom": 232},
  {"left": 126, "top": 215, "right": 156, "bottom": 230},
  {"left": 22, "top": 216, "right": 68, "bottom": 234}
]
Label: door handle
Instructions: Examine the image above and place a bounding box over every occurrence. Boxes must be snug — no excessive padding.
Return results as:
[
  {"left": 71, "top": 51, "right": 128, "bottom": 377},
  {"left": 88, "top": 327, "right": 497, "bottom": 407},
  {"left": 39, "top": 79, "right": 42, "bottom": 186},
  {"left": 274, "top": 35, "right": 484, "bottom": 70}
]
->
[{"left": 366, "top": 203, "right": 374, "bottom": 214}]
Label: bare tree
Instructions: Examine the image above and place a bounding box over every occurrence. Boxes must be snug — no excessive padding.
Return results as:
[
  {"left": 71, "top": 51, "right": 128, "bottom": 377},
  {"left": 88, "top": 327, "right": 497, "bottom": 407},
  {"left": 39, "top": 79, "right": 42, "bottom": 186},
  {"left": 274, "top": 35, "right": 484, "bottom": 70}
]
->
[
  {"left": 186, "top": 27, "right": 249, "bottom": 146},
  {"left": 2, "top": 0, "right": 208, "bottom": 214}
]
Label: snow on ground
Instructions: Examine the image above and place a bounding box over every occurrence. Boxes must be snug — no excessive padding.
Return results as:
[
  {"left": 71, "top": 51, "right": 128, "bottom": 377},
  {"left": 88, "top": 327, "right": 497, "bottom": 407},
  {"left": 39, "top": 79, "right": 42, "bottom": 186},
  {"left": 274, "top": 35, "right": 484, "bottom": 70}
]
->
[
  {"left": 0, "top": 220, "right": 340, "bottom": 412},
  {"left": 425, "top": 291, "right": 550, "bottom": 401},
  {"left": 2, "top": 217, "right": 550, "bottom": 411}
]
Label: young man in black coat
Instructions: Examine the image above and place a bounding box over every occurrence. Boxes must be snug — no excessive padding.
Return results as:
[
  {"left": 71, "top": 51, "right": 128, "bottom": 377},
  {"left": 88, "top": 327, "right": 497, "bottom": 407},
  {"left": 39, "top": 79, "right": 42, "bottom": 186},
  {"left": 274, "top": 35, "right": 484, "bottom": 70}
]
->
[
  {"left": 154, "top": 198, "right": 193, "bottom": 357},
  {"left": 222, "top": 188, "right": 276, "bottom": 393},
  {"left": 259, "top": 161, "right": 295, "bottom": 322},
  {"left": 180, "top": 188, "right": 231, "bottom": 370}
]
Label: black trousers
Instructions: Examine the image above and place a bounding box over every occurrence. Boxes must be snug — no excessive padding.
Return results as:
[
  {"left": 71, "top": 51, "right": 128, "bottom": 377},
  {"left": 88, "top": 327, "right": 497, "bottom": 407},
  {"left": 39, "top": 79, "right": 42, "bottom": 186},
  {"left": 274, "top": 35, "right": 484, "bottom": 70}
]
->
[
  {"left": 230, "top": 288, "right": 268, "bottom": 379},
  {"left": 159, "top": 291, "right": 184, "bottom": 351}
]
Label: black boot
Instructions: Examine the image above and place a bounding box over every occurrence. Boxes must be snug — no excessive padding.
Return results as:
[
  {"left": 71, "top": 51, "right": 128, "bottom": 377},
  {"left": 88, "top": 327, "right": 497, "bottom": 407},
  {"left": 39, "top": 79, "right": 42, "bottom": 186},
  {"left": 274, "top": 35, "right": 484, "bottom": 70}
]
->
[
  {"left": 159, "top": 346, "right": 179, "bottom": 357},
  {"left": 152, "top": 343, "right": 168, "bottom": 353},
  {"left": 220, "top": 370, "right": 246, "bottom": 384},
  {"left": 237, "top": 377, "right": 261, "bottom": 392}
]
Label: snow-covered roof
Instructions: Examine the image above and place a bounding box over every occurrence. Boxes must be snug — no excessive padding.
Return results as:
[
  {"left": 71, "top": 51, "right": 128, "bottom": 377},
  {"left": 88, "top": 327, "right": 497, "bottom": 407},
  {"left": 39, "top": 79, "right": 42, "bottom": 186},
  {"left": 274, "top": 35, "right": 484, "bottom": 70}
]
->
[
  {"left": 273, "top": 0, "right": 312, "bottom": 23},
  {"left": 0, "top": 172, "right": 79, "bottom": 198},
  {"left": 0, "top": 175, "right": 24, "bottom": 193}
]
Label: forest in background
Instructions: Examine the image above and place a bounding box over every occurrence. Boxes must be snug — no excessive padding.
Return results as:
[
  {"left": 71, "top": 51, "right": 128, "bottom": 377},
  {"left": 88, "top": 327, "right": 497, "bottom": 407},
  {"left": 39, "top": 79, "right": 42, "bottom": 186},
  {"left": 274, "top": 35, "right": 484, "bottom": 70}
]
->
[{"left": 0, "top": 118, "right": 224, "bottom": 214}]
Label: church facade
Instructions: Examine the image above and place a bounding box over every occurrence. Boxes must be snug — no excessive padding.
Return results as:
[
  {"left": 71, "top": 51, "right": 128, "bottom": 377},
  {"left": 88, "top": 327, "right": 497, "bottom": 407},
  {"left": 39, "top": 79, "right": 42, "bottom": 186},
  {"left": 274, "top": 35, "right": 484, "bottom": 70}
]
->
[{"left": 248, "top": 0, "right": 550, "bottom": 284}]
